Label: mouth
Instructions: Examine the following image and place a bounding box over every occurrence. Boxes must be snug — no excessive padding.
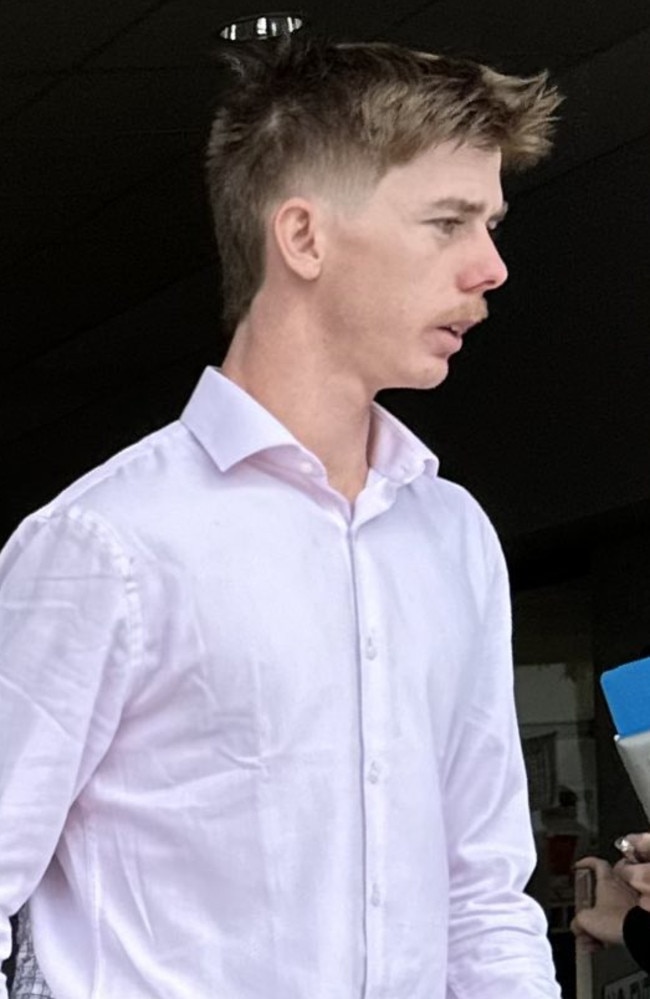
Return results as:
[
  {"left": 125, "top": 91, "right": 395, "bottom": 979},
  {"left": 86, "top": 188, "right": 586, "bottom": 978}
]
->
[{"left": 437, "top": 320, "right": 477, "bottom": 339}]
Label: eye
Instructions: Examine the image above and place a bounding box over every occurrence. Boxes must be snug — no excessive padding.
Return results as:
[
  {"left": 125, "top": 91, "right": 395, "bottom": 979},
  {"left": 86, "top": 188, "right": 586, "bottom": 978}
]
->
[{"left": 429, "top": 217, "right": 464, "bottom": 236}]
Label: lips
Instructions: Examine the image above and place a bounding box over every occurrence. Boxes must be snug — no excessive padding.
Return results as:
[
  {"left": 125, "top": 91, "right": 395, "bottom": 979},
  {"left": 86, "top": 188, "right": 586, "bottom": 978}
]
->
[
  {"left": 438, "top": 320, "right": 477, "bottom": 338},
  {"left": 435, "top": 303, "right": 488, "bottom": 338}
]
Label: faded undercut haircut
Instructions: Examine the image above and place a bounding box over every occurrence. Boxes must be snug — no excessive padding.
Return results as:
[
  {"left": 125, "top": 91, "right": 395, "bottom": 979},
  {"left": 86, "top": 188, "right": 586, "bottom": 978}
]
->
[{"left": 206, "top": 36, "right": 562, "bottom": 335}]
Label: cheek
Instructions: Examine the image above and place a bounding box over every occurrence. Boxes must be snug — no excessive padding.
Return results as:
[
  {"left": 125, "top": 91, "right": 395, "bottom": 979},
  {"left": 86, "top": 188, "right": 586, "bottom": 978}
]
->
[{"left": 327, "top": 233, "right": 441, "bottom": 330}]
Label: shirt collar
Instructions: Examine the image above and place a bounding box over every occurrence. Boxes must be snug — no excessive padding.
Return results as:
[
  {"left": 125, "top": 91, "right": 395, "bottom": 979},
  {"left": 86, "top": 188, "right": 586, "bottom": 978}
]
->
[
  {"left": 181, "top": 367, "right": 297, "bottom": 472},
  {"left": 370, "top": 402, "right": 439, "bottom": 484},
  {"left": 181, "top": 367, "right": 439, "bottom": 485}
]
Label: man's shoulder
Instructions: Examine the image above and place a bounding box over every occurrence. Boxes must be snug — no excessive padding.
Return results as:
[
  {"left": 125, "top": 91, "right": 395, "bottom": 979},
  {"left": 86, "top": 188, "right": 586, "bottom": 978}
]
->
[
  {"left": 419, "top": 473, "right": 495, "bottom": 530},
  {"left": 427, "top": 474, "right": 483, "bottom": 511},
  {"left": 52, "top": 420, "right": 191, "bottom": 497},
  {"left": 413, "top": 473, "right": 504, "bottom": 569},
  {"left": 19, "top": 420, "right": 209, "bottom": 549}
]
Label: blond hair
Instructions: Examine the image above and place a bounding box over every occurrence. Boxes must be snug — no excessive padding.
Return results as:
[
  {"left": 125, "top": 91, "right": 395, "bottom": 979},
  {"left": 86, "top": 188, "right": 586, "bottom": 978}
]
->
[{"left": 206, "top": 37, "right": 562, "bottom": 334}]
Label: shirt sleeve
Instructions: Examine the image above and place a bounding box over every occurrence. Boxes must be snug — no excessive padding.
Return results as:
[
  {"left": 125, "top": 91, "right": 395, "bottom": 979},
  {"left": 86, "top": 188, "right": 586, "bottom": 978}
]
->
[
  {"left": 622, "top": 905, "right": 650, "bottom": 974},
  {"left": 442, "top": 532, "right": 561, "bottom": 999},
  {"left": 0, "top": 508, "right": 140, "bottom": 997}
]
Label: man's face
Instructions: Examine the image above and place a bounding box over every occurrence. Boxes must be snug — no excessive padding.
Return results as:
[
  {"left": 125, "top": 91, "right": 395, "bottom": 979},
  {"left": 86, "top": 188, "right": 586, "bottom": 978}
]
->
[{"left": 318, "top": 141, "right": 509, "bottom": 393}]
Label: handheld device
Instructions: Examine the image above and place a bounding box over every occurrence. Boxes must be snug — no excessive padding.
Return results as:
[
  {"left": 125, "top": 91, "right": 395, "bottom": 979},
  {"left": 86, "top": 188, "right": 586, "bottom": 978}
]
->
[{"left": 574, "top": 866, "right": 595, "bottom": 910}]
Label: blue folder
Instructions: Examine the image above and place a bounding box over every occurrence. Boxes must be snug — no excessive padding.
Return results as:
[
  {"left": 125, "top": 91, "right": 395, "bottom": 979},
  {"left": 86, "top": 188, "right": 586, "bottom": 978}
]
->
[{"left": 601, "top": 655, "right": 650, "bottom": 737}]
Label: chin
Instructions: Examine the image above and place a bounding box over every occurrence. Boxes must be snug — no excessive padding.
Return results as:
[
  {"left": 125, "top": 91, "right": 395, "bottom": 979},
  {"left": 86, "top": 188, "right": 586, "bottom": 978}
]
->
[
  {"left": 377, "top": 358, "right": 450, "bottom": 393},
  {"left": 402, "top": 362, "right": 450, "bottom": 391}
]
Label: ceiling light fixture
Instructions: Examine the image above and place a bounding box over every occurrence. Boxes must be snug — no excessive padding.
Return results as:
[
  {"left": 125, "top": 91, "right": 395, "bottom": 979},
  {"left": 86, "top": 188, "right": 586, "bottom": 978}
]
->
[{"left": 219, "top": 12, "right": 305, "bottom": 42}]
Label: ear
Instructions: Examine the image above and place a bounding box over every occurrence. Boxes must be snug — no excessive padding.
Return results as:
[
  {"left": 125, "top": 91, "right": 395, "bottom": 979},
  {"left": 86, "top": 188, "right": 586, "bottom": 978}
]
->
[{"left": 271, "top": 197, "right": 324, "bottom": 281}]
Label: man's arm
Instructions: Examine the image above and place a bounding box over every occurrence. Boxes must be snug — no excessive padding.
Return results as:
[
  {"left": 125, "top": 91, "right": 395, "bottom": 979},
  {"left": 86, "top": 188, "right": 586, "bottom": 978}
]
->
[
  {"left": 442, "top": 538, "right": 561, "bottom": 999},
  {"left": 0, "top": 508, "right": 138, "bottom": 996}
]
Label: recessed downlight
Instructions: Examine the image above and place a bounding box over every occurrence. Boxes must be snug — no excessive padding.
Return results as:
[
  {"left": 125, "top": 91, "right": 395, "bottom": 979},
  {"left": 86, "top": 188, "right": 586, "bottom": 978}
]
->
[{"left": 219, "top": 13, "right": 305, "bottom": 42}]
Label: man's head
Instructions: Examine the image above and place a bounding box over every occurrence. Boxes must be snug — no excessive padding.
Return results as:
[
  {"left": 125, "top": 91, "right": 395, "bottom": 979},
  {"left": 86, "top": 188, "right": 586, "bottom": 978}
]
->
[{"left": 206, "top": 37, "right": 561, "bottom": 342}]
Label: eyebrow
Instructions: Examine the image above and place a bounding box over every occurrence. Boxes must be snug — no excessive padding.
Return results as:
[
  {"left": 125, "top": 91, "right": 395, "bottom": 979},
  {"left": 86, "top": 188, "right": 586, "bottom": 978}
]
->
[{"left": 423, "top": 198, "right": 509, "bottom": 224}]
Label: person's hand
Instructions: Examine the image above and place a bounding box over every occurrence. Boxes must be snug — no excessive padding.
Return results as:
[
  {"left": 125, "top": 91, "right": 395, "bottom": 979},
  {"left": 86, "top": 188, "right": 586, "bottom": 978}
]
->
[
  {"left": 615, "top": 832, "right": 650, "bottom": 864},
  {"left": 614, "top": 833, "right": 650, "bottom": 912},
  {"left": 570, "top": 856, "right": 639, "bottom": 951}
]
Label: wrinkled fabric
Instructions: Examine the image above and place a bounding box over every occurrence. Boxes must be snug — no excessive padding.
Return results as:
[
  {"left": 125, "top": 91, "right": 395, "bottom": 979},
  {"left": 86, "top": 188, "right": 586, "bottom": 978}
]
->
[{"left": 0, "top": 367, "right": 560, "bottom": 999}]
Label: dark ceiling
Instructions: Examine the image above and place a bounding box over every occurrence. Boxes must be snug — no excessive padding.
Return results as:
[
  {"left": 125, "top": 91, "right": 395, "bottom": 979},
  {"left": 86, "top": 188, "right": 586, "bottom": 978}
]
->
[{"left": 1, "top": 0, "right": 649, "bottom": 583}]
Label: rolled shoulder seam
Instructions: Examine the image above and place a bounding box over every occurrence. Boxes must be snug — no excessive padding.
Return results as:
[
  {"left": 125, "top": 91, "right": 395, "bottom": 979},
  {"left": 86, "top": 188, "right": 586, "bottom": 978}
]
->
[{"left": 29, "top": 505, "right": 145, "bottom": 686}]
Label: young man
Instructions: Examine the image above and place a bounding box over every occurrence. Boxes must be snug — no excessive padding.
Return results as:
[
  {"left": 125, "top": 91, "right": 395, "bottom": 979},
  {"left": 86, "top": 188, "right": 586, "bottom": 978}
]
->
[{"left": 0, "top": 38, "right": 562, "bottom": 999}]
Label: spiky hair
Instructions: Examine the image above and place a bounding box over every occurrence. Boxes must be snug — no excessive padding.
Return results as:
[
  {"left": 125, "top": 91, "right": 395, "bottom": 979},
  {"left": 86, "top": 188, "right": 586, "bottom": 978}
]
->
[{"left": 206, "top": 36, "right": 562, "bottom": 333}]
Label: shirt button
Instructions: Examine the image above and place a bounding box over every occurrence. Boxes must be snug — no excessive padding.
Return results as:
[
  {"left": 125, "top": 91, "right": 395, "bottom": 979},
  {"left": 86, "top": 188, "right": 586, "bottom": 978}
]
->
[
  {"left": 364, "top": 637, "right": 378, "bottom": 660},
  {"left": 368, "top": 762, "right": 380, "bottom": 784},
  {"left": 298, "top": 460, "right": 315, "bottom": 475},
  {"left": 371, "top": 884, "right": 381, "bottom": 907}
]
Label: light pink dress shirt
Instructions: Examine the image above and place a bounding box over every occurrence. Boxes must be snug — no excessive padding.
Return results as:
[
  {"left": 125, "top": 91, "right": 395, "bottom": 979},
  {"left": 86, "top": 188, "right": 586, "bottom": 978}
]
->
[{"left": 0, "top": 367, "right": 560, "bottom": 998}]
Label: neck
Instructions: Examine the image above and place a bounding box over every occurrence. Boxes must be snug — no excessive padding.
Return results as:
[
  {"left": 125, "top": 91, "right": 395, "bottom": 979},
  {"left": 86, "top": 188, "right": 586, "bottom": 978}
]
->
[{"left": 221, "top": 313, "right": 374, "bottom": 503}]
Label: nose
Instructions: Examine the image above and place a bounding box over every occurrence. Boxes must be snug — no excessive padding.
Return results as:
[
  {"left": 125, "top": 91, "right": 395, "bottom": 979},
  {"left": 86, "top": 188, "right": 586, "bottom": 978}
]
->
[{"left": 458, "top": 229, "right": 509, "bottom": 293}]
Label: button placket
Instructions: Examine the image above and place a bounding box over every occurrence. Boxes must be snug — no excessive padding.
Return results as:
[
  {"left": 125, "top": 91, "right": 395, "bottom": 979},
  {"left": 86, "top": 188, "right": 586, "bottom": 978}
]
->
[
  {"left": 364, "top": 635, "right": 378, "bottom": 660},
  {"left": 348, "top": 530, "right": 389, "bottom": 996}
]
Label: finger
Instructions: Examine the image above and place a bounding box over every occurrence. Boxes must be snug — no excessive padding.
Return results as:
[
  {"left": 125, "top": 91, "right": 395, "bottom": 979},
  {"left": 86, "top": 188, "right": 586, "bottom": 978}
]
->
[
  {"left": 570, "top": 916, "right": 589, "bottom": 939},
  {"left": 618, "top": 863, "right": 650, "bottom": 892},
  {"left": 570, "top": 924, "right": 603, "bottom": 954},
  {"left": 574, "top": 856, "right": 613, "bottom": 879},
  {"left": 624, "top": 833, "right": 650, "bottom": 859}
]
